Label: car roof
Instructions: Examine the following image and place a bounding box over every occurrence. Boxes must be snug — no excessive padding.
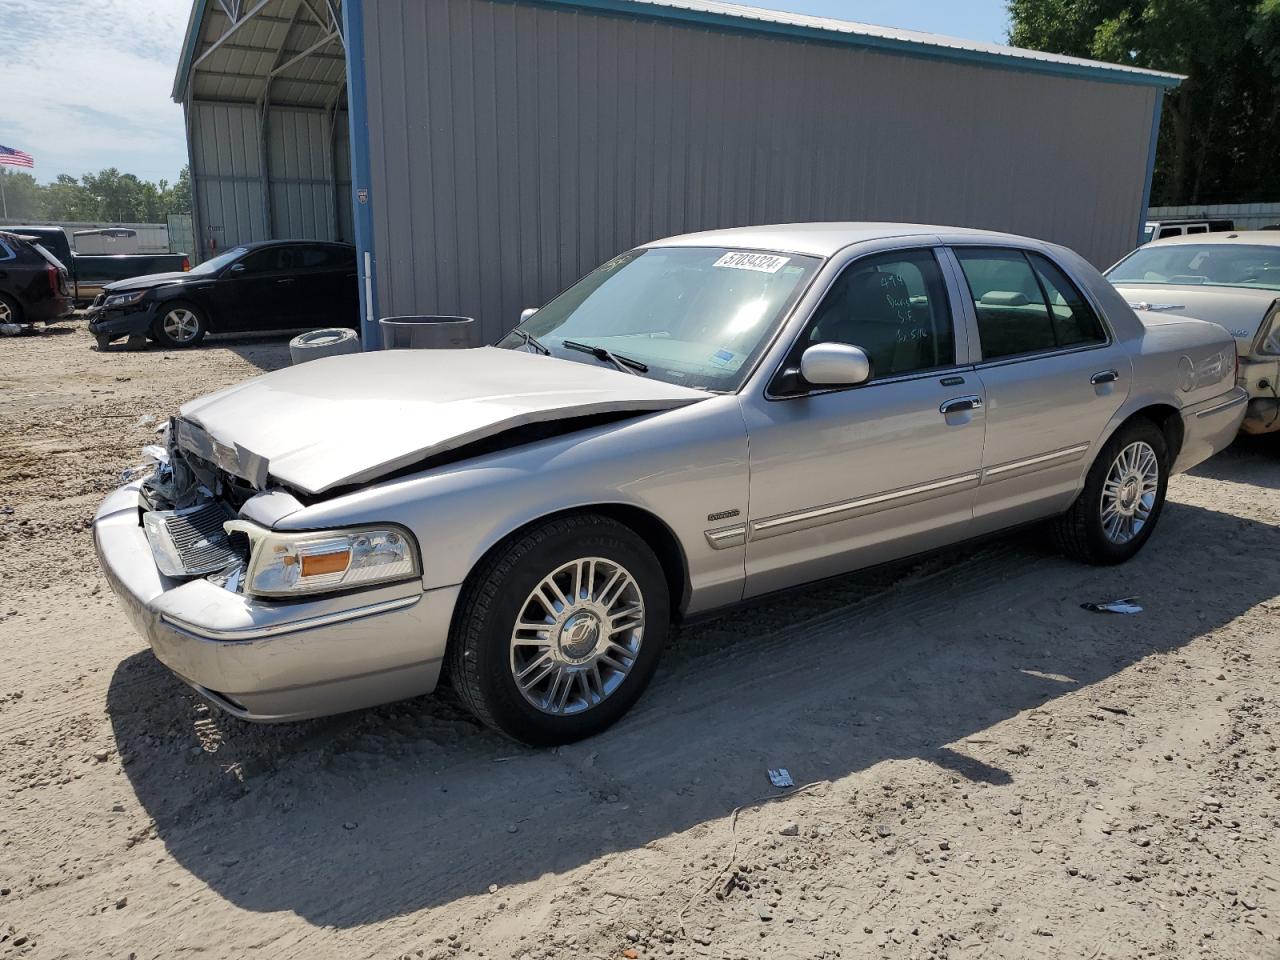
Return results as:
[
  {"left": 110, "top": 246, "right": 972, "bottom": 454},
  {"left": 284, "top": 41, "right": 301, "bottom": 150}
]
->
[
  {"left": 235, "top": 239, "right": 355, "bottom": 251},
  {"left": 1141, "top": 230, "right": 1280, "bottom": 248},
  {"left": 646, "top": 222, "right": 1034, "bottom": 257}
]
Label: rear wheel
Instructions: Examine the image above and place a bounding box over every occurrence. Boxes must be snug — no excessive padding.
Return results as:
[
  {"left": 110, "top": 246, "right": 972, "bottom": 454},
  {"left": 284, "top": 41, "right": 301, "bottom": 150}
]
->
[
  {"left": 153, "top": 302, "right": 207, "bottom": 348},
  {"left": 1053, "top": 418, "right": 1169, "bottom": 565},
  {"left": 0, "top": 293, "right": 22, "bottom": 326},
  {"left": 446, "top": 514, "right": 670, "bottom": 745}
]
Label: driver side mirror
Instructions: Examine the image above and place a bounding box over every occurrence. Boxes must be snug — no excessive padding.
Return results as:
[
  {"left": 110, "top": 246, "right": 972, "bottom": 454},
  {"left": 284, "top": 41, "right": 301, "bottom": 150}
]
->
[
  {"left": 519, "top": 307, "right": 538, "bottom": 324},
  {"left": 229, "top": 262, "right": 246, "bottom": 274},
  {"left": 799, "top": 342, "right": 871, "bottom": 387}
]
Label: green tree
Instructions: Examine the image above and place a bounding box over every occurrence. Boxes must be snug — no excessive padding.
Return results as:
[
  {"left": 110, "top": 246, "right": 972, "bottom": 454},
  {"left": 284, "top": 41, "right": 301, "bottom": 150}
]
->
[
  {"left": 0, "top": 170, "right": 48, "bottom": 219},
  {"left": 43, "top": 174, "right": 101, "bottom": 221},
  {"left": 1008, "top": 0, "right": 1280, "bottom": 204}
]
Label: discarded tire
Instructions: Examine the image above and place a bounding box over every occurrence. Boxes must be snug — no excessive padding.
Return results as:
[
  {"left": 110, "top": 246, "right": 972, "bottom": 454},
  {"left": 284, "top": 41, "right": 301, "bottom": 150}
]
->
[{"left": 289, "top": 327, "right": 360, "bottom": 365}]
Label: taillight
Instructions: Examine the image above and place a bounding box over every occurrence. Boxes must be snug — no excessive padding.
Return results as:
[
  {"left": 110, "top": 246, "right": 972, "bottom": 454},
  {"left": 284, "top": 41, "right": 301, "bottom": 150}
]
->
[
  {"left": 46, "top": 263, "right": 58, "bottom": 295},
  {"left": 182, "top": 257, "right": 191, "bottom": 272}
]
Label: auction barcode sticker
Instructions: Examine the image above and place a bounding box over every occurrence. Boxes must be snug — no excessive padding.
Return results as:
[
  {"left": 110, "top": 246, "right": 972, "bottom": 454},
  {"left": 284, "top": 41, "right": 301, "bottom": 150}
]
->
[{"left": 713, "top": 251, "right": 790, "bottom": 274}]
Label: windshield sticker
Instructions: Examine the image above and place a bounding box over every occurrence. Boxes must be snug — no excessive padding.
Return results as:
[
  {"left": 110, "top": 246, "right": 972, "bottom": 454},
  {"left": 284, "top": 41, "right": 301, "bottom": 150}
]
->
[
  {"left": 714, "top": 252, "right": 790, "bottom": 274},
  {"left": 711, "top": 348, "right": 735, "bottom": 366}
]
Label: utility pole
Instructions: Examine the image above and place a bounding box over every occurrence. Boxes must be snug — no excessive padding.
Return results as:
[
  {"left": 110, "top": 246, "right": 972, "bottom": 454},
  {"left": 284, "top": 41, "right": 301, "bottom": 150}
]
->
[{"left": 0, "top": 168, "right": 8, "bottom": 220}]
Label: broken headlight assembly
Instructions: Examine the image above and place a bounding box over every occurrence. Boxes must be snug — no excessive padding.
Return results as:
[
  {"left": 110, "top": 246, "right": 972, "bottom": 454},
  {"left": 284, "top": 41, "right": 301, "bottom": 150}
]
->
[
  {"left": 103, "top": 289, "right": 149, "bottom": 308},
  {"left": 223, "top": 521, "right": 420, "bottom": 598}
]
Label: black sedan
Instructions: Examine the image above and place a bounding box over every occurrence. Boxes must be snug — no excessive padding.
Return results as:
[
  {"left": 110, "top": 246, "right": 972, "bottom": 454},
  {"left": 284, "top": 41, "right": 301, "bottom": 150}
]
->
[
  {"left": 87, "top": 240, "right": 358, "bottom": 349},
  {"left": 0, "top": 231, "right": 74, "bottom": 331}
]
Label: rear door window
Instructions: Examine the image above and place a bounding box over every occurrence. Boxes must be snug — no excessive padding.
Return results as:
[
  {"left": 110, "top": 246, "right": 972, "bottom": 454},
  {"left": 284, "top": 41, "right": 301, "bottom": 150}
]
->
[
  {"left": 954, "top": 248, "right": 1105, "bottom": 361},
  {"left": 1027, "top": 253, "right": 1106, "bottom": 348},
  {"left": 955, "top": 248, "right": 1057, "bottom": 359}
]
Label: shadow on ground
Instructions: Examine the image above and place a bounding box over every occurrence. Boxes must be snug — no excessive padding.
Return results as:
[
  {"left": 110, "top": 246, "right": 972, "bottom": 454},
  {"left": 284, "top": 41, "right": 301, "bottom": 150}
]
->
[
  {"left": 1188, "top": 431, "right": 1279, "bottom": 488},
  {"left": 106, "top": 471, "right": 1280, "bottom": 928}
]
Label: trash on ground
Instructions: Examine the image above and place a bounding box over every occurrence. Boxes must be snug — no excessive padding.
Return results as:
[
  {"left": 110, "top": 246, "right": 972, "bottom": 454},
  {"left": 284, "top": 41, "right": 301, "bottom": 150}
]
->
[
  {"left": 1081, "top": 597, "right": 1142, "bottom": 614},
  {"left": 768, "top": 767, "right": 794, "bottom": 788},
  {"left": 0, "top": 323, "right": 24, "bottom": 336}
]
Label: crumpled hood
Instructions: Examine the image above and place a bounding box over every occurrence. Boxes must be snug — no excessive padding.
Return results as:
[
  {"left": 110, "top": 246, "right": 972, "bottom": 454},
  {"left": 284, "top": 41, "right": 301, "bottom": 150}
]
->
[
  {"left": 1111, "top": 282, "right": 1278, "bottom": 353},
  {"left": 177, "top": 346, "right": 707, "bottom": 494},
  {"left": 103, "top": 272, "right": 201, "bottom": 293}
]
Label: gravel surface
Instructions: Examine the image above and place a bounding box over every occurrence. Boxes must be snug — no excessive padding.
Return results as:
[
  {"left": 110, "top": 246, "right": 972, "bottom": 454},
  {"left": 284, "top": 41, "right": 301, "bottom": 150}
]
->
[{"left": 1, "top": 322, "right": 1278, "bottom": 960}]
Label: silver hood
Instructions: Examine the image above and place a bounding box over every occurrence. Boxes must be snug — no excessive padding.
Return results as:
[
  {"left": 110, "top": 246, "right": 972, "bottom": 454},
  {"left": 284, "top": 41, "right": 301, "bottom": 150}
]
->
[
  {"left": 177, "top": 346, "right": 707, "bottom": 495},
  {"left": 1111, "top": 282, "right": 1278, "bottom": 353}
]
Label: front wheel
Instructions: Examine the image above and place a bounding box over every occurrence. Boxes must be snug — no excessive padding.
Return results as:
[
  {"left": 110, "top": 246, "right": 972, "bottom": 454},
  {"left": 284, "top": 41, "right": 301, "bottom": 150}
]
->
[
  {"left": 446, "top": 514, "right": 670, "bottom": 745},
  {"left": 153, "top": 302, "right": 207, "bottom": 348},
  {"left": 1053, "top": 418, "right": 1169, "bottom": 565}
]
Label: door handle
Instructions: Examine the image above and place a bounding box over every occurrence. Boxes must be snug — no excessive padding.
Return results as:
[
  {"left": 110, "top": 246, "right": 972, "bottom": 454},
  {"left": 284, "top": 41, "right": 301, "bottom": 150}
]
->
[
  {"left": 276, "top": 278, "right": 296, "bottom": 284},
  {"left": 940, "top": 395, "right": 983, "bottom": 415},
  {"left": 1090, "top": 369, "right": 1119, "bottom": 385}
]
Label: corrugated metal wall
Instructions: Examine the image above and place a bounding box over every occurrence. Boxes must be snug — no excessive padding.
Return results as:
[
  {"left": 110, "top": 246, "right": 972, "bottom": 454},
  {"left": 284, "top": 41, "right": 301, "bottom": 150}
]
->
[
  {"left": 360, "top": 0, "right": 1158, "bottom": 345},
  {"left": 190, "top": 101, "right": 268, "bottom": 257},
  {"left": 190, "top": 102, "right": 352, "bottom": 259}
]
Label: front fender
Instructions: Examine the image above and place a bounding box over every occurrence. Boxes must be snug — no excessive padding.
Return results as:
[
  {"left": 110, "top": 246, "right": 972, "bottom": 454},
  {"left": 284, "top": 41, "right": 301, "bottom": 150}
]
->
[{"left": 273, "top": 395, "right": 751, "bottom": 616}]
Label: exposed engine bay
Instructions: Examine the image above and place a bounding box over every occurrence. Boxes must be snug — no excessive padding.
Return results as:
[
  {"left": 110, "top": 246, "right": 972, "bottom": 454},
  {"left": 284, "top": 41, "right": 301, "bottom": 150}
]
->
[{"left": 132, "top": 418, "right": 257, "bottom": 593}]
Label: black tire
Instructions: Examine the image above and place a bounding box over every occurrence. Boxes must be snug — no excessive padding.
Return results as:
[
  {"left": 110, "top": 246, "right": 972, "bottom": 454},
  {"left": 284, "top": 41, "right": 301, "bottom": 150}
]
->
[
  {"left": 0, "top": 292, "right": 22, "bottom": 327},
  {"left": 152, "top": 301, "right": 207, "bottom": 348},
  {"left": 1052, "top": 418, "right": 1169, "bottom": 565},
  {"left": 446, "top": 513, "right": 670, "bottom": 746}
]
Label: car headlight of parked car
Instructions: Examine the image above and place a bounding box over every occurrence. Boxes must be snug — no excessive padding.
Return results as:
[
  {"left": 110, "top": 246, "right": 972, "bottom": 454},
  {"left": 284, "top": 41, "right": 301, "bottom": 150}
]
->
[
  {"left": 103, "top": 289, "right": 149, "bottom": 308},
  {"left": 224, "top": 520, "right": 420, "bottom": 597}
]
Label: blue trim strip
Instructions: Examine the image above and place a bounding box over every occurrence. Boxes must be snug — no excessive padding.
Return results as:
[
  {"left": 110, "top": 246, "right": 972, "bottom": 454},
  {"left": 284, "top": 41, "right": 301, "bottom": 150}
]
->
[
  {"left": 343, "top": 0, "right": 381, "bottom": 349},
  {"left": 512, "top": 0, "right": 1183, "bottom": 89},
  {"left": 1137, "top": 89, "right": 1165, "bottom": 246},
  {"left": 172, "top": 0, "right": 209, "bottom": 101}
]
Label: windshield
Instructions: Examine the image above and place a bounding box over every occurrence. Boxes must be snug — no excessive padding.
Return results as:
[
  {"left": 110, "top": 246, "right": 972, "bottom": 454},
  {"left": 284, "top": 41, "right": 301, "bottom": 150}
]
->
[
  {"left": 1108, "top": 243, "right": 1280, "bottom": 291},
  {"left": 190, "top": 246, "right": 249, "bottom": 276},
  {"left": 497, "top": 246, "right": 822, "bottom": 390}
]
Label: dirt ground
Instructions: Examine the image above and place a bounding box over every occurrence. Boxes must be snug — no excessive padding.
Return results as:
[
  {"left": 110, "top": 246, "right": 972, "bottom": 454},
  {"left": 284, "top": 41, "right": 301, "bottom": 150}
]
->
[{"left": 1, "top": 321, "right": 1278, "bottom": 960}]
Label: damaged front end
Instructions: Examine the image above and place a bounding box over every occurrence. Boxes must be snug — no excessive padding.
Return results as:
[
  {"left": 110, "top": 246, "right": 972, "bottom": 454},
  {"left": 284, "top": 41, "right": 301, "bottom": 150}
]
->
[
  {"left": 125, "top": 418, "right": 420, "bottom": 600},
  {"left": 126, "top": 418, "right": 279, "bottom": 595}
]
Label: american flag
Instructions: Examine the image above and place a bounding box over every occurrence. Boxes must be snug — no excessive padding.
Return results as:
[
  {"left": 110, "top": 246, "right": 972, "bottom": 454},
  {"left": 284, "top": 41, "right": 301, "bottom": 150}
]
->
[{"left": 0, "top": 145, "right": 34, "bottom": 169}]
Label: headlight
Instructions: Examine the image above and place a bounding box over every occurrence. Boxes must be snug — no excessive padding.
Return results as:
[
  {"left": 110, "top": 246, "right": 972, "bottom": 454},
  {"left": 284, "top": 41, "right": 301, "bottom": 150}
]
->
[
  {"left": 104, "top": 289, "right": 148, "bottom": 307},
  {"left": 224, "top": 521, "right": 420, "bottom": 597}
]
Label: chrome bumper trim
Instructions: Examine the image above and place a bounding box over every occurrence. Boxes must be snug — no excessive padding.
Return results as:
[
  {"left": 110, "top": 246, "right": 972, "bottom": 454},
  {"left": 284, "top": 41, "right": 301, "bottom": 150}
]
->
[
  {"left": 1195, "top": 389, "right": 1249, "bottom": 419},
  {"left": 160, "top": 592, "right": 422, "bottom": 642}
]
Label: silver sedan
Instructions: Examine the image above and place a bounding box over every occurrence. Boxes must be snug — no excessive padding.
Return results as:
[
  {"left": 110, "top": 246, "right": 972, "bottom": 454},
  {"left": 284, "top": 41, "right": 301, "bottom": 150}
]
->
[{"left": 94, "top": 223, "right": 1247, "bottom": 744}]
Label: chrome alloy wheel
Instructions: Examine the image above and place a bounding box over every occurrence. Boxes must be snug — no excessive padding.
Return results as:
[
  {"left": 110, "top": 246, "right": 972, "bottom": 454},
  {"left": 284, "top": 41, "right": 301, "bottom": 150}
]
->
[
  {"left": 162, "top": 307, "right": 201, "bottom": 343},
  {"left": 509, "top": 557, "right": 645, "bottom": 716},
  {"left": 1099, "top": 440, "right": 1160, "bottom": 545},
  {"left": 0, "top": 300, "right": 13, "bottom": 323}
]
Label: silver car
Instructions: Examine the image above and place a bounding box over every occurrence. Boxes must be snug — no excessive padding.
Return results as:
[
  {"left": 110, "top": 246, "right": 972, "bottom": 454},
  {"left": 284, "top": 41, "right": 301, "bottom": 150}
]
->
[
  {"left": 94, "top": 223, "right": 1247, "bottom": 744},
  {"left": 1107, "top": 230, "right": 1280, "bottom": 435}
]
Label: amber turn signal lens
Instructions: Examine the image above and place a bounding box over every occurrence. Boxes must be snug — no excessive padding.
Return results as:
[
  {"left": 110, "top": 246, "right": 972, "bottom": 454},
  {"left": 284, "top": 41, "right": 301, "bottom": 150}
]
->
[{"left": 300, "top": 550, "right": 351, "bottom": 577}]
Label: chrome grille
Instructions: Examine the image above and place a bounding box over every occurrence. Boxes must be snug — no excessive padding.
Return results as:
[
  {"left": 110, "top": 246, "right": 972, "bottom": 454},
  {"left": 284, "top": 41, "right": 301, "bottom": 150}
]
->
[{"left": 143, "top": 502, "right": 239, "bottom": 578}]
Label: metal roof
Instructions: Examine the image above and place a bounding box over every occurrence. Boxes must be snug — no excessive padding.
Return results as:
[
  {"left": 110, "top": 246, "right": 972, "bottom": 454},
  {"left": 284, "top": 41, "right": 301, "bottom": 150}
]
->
[
  {"left": 569, "top": 0, "right": 1184, "bottom": 87},
  {"left": 173, "top": 0, "right": 347, "bottom": 108},
  {"left": 174, "top": 0, "right": 1182, "bottom": 108}
]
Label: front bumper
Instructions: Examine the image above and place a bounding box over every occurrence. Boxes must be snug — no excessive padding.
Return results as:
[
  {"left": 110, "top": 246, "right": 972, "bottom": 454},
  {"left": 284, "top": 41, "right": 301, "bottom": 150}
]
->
[
  {"left": 86, "top": 302, "right": 158, "bottom": 341},
  {"left": 93, "top": 483, "right": 457, "bottom": 721},
  {"left": 1172, "top": 386, "right": 1250, "bottom": 473}
]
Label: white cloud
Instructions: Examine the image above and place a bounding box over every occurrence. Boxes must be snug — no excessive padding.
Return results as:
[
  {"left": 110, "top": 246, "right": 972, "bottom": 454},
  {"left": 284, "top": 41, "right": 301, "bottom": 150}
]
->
[{"left": 0, "top": 0, "right": 192, "bottom": 182}]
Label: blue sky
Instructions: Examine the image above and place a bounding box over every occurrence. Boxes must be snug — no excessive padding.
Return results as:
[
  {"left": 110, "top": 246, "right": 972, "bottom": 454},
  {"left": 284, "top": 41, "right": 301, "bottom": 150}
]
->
[{"left": 0, "top": 0, "right": 1009, "bottom": 185}]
